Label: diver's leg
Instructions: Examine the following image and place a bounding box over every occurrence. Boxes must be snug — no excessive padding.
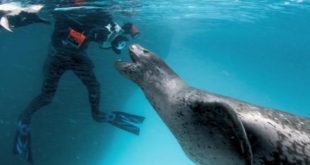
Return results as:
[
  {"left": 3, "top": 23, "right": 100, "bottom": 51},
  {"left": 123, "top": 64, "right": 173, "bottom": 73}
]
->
[
  {"left": 19, "top": 57, "right": 65, "bottom": 124},
  {"left": 72, "top": 56, "right": 145, "bottom": 135},
  {"left": 71, "top": 56, "right": 101, "bottom": 119},
  {"left": 13, "top": 56, "right": 65, "bottom": 162}
]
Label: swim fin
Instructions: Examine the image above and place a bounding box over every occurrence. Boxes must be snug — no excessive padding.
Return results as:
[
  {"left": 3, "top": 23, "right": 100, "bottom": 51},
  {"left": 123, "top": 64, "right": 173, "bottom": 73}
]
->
[
  {"left": 13, "top": 120, "right": 33, "bottom": 163},
  {"left": 105, "top": 111, "right": 145, "bottom": 135}
]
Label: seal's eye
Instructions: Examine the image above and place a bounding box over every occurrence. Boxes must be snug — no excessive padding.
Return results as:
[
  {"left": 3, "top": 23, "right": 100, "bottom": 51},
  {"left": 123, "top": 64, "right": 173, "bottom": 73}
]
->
[{"left": 143, "top": 49, "right": 150, "bottom": 54}]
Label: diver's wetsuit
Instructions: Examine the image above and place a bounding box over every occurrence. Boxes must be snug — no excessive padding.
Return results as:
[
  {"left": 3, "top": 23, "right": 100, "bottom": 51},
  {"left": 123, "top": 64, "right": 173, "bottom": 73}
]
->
[
  {"left": 13, "top": 6, "right": 144, "bottom": 163},
  {"left": 20, "top": 10, "right": 114, "bottom": 124}
]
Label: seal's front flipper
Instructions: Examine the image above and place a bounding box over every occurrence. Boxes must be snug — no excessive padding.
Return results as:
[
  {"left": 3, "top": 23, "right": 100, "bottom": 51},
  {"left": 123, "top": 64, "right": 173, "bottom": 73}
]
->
[
  {"left": 15, "top": 11, "right": 50, "bottom": 27},
  {"left": 13, "top": 120, "right": 33, "bottom": 163},
  {"left": 106, "top": 111, "right": 145, "bottom": 135},
  {"left": 190, "top": 101, "right": 253, "bottom": 165},
  {"left": 0, "top": 16, "right": 12, "bottom": 32}
]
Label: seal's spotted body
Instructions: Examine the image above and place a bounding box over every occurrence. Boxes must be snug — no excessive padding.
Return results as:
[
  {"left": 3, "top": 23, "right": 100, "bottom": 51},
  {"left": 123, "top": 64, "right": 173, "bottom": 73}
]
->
[{"left": 116, "top": 44, "right": 310, "bottom": 165}]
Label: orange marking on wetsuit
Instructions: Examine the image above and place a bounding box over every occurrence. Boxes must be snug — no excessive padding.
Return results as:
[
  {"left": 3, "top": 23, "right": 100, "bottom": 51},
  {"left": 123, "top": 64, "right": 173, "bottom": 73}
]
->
[{"left": 68, "top": 28, "right": 86, "bottom": 48}]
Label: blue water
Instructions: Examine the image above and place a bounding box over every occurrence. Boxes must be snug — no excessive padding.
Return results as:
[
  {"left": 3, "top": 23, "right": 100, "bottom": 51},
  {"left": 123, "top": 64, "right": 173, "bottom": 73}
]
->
[{"left": 1, "top": 0, "right": 310, "bottom": 165}]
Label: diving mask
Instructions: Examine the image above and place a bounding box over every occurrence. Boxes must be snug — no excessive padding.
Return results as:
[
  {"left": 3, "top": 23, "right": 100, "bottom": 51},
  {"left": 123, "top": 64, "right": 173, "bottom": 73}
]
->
[
  {"left": 111, "top": 35, "right": 129, "bottom": 54},
  {"left": 115, "top": 40, "right": 127, "bottom": 50}
]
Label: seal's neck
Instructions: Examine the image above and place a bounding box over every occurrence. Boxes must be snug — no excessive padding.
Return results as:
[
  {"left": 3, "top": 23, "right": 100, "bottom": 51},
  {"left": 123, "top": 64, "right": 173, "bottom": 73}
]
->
[{"left": 142, "top": 75, "right": 187, "bottom": 99}]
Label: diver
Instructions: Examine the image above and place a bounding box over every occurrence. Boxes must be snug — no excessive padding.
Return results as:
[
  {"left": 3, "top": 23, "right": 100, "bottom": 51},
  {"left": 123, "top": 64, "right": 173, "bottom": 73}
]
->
[{"left": 13, "top": 3, "right": 143, "bottom": 163}]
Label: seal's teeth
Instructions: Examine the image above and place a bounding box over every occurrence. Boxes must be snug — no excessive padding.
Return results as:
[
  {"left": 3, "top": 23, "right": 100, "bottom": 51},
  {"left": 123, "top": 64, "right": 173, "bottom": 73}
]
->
[
  {"left": 115, "top": 61, "right": 138, "bottom": 74},
  {"left": 115, "top": 61, "right": 132, "bottom": 68}
]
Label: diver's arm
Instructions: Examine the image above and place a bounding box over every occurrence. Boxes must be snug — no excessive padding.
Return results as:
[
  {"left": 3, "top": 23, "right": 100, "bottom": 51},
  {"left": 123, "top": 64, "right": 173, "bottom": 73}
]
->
[{"left": 89, "top": 27, "right": 109, "bottom": 48}]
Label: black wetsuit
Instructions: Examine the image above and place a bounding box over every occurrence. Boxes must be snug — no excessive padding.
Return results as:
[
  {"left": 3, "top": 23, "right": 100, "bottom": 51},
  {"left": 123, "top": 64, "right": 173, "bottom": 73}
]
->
[
  {"left": 19, "top": 9, "right": 116, "bottom": 123},
  {"left": 12, "top": 5, "right": 144, "bottom": 164}
]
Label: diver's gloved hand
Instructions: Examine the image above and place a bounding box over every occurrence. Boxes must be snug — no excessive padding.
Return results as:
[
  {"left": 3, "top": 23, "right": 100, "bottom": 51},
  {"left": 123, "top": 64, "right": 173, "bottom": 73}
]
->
[
  {"left": 13, "top": 120, "right": 33, "bottom": 163},
  {"left": 92, "top": 111, "right": 145, "bottom": 135}
]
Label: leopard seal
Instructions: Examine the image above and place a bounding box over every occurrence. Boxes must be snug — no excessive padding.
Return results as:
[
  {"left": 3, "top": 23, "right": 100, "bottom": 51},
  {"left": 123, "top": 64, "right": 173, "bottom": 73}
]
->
[{"left": 115, "top": 44, "right": 310, "bottom": 165}]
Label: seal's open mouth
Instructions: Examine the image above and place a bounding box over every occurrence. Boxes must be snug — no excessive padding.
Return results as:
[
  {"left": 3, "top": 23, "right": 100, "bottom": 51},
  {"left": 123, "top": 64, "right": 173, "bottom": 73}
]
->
[{"left": 115, "top": 44, "right": 143, "bottom": 72}]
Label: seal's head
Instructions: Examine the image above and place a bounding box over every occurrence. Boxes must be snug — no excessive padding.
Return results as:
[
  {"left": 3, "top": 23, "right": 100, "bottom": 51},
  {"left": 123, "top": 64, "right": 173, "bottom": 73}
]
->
[{"left": 115, "top": 44, "right": 180, "bottom": 89}]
